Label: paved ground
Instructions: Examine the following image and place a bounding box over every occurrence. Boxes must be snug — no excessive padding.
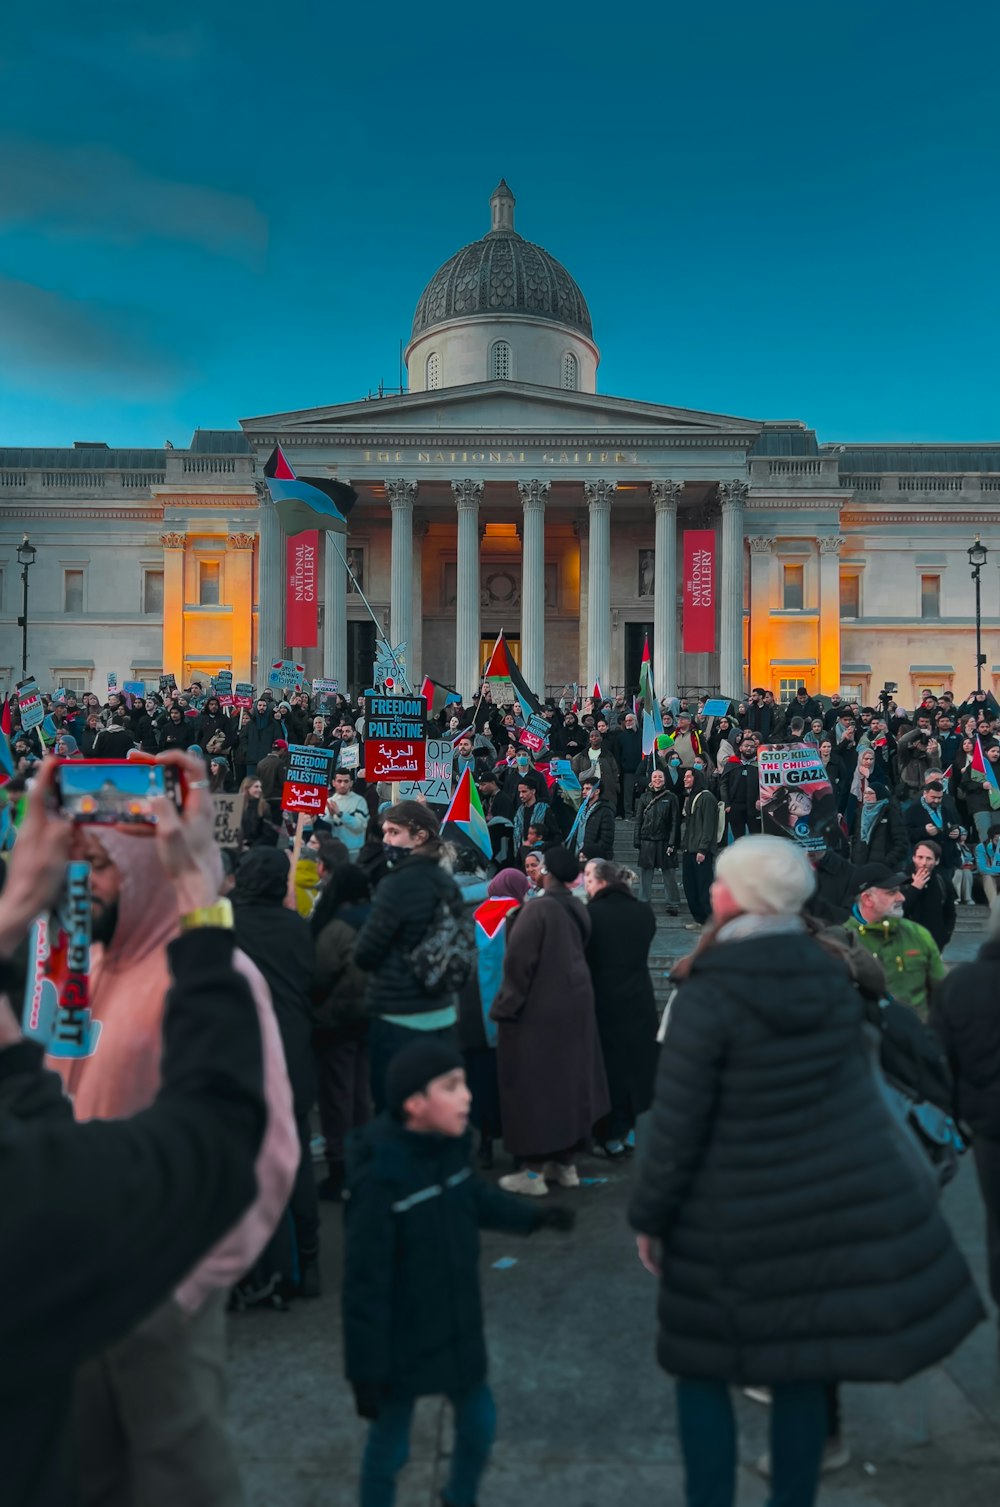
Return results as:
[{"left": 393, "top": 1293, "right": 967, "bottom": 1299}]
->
[{"left": 226, "top": 857, "right": 999, "bottom": 1506}]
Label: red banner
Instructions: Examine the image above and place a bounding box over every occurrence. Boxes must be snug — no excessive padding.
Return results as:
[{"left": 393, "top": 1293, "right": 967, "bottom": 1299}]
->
[
  {"left": 682, "top": 530, "right": 716, "bottom": 653},
  {"left": 285, "top": 531, "right": 319, "bottom": 648}
]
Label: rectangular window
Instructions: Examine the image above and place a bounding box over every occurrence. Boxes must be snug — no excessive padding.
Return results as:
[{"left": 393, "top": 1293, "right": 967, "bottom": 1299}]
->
[
  {"left": 53, "top": 675, "right": 88, "bottom": 695},
  {"left": 63, "top": 569, "right": 84, "bottom": 613},
  {"left": 840, "top": 572, "right": 860, "bottom": 618},
  {"left": 921, "top": 574, "right": 941, "bottom": 620},
  {"left": 198, "top": 560, "right": 221, "bottom": 606},
  {"left": 143, "top": 569, "right": 164, "bottom": 614},
  {"left": 782, "top": 564, "right": 804, "bottom": 610},
  {"left": 778, "top": 677, "right": 806, "bottom": 703}
]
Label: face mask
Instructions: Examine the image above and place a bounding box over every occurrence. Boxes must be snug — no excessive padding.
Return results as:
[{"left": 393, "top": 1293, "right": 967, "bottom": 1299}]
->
[
  {"left": 382, "top": 841, "right": 406, "bottom": 865},
  {"left": 516, "top": 759, "right": 529, "bottom": 771},
  {"left": 670, "top": 757, "right": 681, "bottom": 767}
]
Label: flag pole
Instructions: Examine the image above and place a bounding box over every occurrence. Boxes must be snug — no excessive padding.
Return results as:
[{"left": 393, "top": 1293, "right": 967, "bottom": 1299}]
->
[{"left": 326, "top": 534, "right": 413, "bottom": 695}]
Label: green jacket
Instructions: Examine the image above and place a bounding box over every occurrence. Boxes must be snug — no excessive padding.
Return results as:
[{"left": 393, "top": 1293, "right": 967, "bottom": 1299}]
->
[{"left": 843, "top": 914, "right": 945, "bottom": 1019}]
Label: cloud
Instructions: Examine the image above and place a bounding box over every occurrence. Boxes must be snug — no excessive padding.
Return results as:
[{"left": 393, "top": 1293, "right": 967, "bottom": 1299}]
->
[
  {"left": 0, "top": 277, "right": 185, "bottom": 393},
  {"left": 0, "top": 137, "right": 267, "bottom": 260}
]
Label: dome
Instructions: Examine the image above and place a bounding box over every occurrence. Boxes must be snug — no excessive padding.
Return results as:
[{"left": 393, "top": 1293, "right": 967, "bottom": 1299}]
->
[{"left": 410, "top": 181, "right": 593, "bottom": 341}]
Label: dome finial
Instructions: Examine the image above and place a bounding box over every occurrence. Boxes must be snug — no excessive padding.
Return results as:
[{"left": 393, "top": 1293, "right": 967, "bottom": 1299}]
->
[{"left": 490, "top": 179, "right": 515, "bottom": 233}]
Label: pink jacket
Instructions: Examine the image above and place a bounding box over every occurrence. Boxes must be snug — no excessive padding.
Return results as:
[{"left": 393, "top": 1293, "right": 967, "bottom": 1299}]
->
[{"left": 51, "top": 828, "right": 298, "bottom": 1314}]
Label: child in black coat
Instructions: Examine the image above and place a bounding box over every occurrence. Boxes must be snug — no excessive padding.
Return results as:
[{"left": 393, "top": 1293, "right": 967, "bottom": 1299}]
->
[{"left": 343, "top": 1040, "right": 573, "bottom": 1506}]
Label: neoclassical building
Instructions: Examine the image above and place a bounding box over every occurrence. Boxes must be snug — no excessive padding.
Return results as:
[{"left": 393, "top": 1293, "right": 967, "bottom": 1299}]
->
[{"left": 2, "top": 180, "right": 999, "bottom": 705}]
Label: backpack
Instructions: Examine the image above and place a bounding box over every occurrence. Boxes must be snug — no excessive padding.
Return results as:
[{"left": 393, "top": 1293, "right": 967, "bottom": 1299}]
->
[{"left": 407, "top": 891, "right": 477, "bottom": 996}]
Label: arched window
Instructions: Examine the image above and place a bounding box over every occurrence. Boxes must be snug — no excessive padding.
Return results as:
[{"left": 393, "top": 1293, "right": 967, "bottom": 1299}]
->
[
  {"left": 425, "top": 351, "right": 441, "bottom": 390},
  {"left": 490, "top": 340, "right": 511, "bottom": 381},
  {"left": 561, "top": 351, "right": 579, "bottom": 390}
]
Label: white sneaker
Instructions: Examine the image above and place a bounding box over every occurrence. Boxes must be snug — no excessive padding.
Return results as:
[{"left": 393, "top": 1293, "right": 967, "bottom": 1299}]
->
[
  {"left": 498, "top": 1169, "right": 549, "bottom": 1197},
  {"left": 542, "top": 1161, "right": 580, "bottom": 1188}
]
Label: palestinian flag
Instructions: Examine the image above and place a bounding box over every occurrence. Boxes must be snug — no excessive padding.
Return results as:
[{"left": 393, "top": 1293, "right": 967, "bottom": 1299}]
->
[
  {"left": 420, "top": 676, "right": 452, "bottom": 719},
  {"left": 592, "top": 680, "right": 604, "bottom": 703},
  {"left": 638, "top": 638, "right": 664, "bottom": 754},
  {"left": 970, "top": 736, "right": 1000, "bottom": 810},
  {"left": 0, "top": 695, "right": 13, "bottom": 785},
  {"left": 482, "top": 631, "right": 541, "bottom": 715},
  {"left": 262, "top": 446, "right": 358, "bottom": 531},
  {"left": 441, "top": 767, "right": 492, "bottom": 860}
]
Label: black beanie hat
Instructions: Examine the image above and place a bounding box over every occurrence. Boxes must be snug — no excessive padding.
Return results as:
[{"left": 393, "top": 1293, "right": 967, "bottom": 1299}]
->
[
  {"left": 386, "top": 1039, "right": 464, "bottom": 1118},
  {"left": 543, "top": 845, "right": 579, "bottom": 884}
]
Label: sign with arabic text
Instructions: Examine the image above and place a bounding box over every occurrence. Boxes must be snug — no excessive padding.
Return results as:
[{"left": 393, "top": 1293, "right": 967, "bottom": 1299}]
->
[
  {"left": 364, "top": 693, "right": 427, "bottom": 781},
  {"left": 281, "top": 744, "right": 336, "bottom": 816}
]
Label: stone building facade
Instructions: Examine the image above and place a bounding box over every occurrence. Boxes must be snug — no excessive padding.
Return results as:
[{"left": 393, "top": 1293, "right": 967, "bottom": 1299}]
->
[{"left": 2, "top": 182, "right": 998, "bottom": 706}]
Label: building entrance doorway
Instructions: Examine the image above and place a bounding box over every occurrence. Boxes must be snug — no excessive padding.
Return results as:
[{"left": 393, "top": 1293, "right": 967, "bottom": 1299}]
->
[
  {"left": 480, "top": 633, "right": 520, "bottom": 675},
  {"left": 347, "top": 621, "right": 376, "bottom": 695},
  {"left": 625, "top": 622, "right": 654, "bottom": 694}
]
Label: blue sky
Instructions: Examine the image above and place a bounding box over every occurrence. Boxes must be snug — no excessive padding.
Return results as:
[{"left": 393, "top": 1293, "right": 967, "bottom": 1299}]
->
[{"left": 2, "top": 0, "right": 998, "bottom": 447}]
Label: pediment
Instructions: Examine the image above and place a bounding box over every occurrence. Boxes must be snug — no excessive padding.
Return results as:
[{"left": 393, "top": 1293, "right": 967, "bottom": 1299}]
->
[{"left": 241, "top": 380, "right": 762, "bottom": 441}]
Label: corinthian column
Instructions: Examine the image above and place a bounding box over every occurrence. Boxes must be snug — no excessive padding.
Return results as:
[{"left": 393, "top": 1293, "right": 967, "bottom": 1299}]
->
[
  {"left": 518, "top": 479, "right": 549, "bottom": 699},
  {"left": 323, "top": 531, "right": 347, "bottom": 688},
  {"left": 386, "top": 479, "right": 418, "bottom": 652},
  {"left": 584, "top": 479, "right": 616, "bottom": 690},
  {"left": 452, "top": 479, "right": 484, "bottom": 698},
  {"left": 650, "top": 481, "right": 682, "bottom": 698},
  {"left": 718, "top": 479, "right": 748, "bottom": 695},
  {"left": 255, "top": 481, "right": 284, "bottom": 673}
]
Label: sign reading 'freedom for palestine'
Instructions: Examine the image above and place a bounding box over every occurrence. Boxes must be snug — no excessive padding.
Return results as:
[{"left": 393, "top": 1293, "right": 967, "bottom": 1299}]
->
[{"left": 364, "top": 695, "right": 427, "bottom": 781}]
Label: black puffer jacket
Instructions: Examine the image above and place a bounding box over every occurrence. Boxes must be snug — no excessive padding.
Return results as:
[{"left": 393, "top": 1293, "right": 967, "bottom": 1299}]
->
[
  {"left": 343, "top": 1113, "right": 542, "bottom": 1394},
  {"left": 353, "top": 850, "right": 463, "bottom": 1018},
  {"left": 231, "top": 849, "right": 316, "bottom": 1114},
  {"left": 931, "top": 942, "right": 1000, "bottom": 1138},
  {"left": 628, "top": 929, "right": 983, "bottom": 1384}
]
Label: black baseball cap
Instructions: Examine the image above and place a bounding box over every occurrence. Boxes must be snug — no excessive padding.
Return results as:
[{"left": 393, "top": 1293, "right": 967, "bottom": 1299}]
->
[{"left": 858, "top": 866, "right": 910, "bottom": 893}]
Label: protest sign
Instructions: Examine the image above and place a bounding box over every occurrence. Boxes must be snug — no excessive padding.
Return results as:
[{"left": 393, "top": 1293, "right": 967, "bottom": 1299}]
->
[
  {"left": 281, "top": 744, "right": 335, "bottom": 816},
  {"left": 312, "top": 678, "right": 339, "bottom": 698},
  {"left": 123, "top": 680, "right": 145, "bottom": 699},
  {"left": 373, "top": 639, "right": 407, "bottom": 693},
  {"left": 212, "top": 670, "right": 234, "bottom": 707},
  {"left": 22, "top": 861, "right": 99, "bottom": 1058},
  {"left": 16, "top": 676, "right": 43, "bottom": 729},
  {"left": 399, "top": 737, "right": 454, "bottom": 805},
  {"left": 547, "top": 757, "right": 582, "bottom": 800},
  {"left": 107, "top": 673, "right": 117, "bottom": 695},
  {"left": 364, "top": 693, "right": 427, "bottom": 780},
  {"left": 159, "top": 673, "right": 177, "bottom": 694},
  {"left": 233, "top": 681, "right": 255, "bottom": 711},
  {"left": 268, "top": 660, "right": 306, "bottom": 693},
  {"left": 518, "top": 713, "right": 550, "bottom": 755},
  {"left": 757, "top": 743, "right": 837, "bottom": 854},
  {"left": 702, "top": 698, "right": 732, "bottom": 718},
  {"left": 337, "top": 741, "right": 360, "bottom": 771},
  {"left": 211, "top": 793, "right": 241, "bottom": 849}
]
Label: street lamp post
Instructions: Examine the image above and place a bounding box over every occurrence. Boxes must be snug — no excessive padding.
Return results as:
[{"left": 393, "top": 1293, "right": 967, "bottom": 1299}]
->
[
  {"left": 16, "top": 535, "right": 37, "bottom": 680},
  {"left": 968, "top": 535, "right": 989, "bottom": 693}
]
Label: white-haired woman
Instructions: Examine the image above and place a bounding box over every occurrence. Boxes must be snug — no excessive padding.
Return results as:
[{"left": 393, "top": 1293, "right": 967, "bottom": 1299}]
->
[{"left": 629, "top": 835, "right": 983, "bottom": 1507}]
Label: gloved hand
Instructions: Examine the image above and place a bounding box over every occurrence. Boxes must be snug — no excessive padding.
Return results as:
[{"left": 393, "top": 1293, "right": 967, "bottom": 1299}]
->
[
  {"left": 353, "top": 1381, "right": 384, "bottom": 1420},
  {"left": 537, "top": 1206, "right": 576, "bottom": 1232}
]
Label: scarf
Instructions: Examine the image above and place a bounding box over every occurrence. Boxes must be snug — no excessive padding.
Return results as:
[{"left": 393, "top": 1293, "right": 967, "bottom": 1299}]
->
[
  {"left": 920, "top": 797, "right": 943, "bottom": 830},
  {"left": 859, "top": 796, "right": 887, "bottom": 845},
  {"left": 513, "top": 798, "right": 548, "bottom": 847},
  {"left": 716, "top": 914, "right": 806, "bottom": 944}
]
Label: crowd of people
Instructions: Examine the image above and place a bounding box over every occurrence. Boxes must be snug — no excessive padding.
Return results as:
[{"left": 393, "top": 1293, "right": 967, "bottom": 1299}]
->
[{"left": 1, "top": 671, "right": 999, "bottom": 1507}]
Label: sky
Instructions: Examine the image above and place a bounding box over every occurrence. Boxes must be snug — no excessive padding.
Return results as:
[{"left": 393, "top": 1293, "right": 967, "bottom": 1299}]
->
[{"left": 1, "top": 0, "right": 998, "bottom": 448}]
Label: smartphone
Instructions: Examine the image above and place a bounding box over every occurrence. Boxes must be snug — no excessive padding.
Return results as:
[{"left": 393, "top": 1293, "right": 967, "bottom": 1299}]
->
[{"left": 53, "top": 760, "right": 182, "bottom": 827}]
